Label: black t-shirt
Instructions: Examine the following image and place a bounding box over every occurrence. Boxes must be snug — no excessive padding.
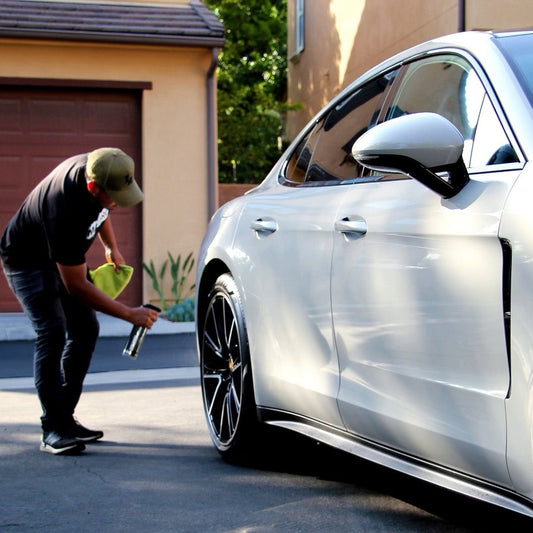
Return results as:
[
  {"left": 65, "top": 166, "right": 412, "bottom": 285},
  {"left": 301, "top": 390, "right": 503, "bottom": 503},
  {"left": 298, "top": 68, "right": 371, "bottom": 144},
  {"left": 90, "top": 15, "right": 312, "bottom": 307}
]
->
[{"left": 0, "top": 154, "right": 109, "bottom": 269}]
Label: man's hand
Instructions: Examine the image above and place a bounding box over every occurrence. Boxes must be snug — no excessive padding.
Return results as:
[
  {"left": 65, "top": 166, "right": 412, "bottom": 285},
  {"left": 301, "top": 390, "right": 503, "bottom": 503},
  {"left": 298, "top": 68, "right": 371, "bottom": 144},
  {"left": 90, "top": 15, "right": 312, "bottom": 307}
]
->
[
  {"left": 105, "top": 246, "right": 125, "bottom": 272},
  {"left": 129, "top": 306, "right": 159, "bottom": 328}
]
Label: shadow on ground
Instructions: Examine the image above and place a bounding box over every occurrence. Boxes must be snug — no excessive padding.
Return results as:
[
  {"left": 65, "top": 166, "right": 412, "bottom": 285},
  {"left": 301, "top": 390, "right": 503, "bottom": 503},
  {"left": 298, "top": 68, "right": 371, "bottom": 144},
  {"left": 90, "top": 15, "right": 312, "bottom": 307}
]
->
[{"left": 223, "top": 425, "right": 532, "bottom": 531}]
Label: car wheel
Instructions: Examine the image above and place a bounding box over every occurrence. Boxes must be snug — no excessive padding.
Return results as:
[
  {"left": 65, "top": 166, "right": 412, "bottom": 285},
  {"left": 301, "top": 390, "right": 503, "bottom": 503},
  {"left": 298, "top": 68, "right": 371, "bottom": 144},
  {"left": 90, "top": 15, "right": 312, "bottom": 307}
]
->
[{"left": 200, "top": 273, "right": 258, "bottom": 461}]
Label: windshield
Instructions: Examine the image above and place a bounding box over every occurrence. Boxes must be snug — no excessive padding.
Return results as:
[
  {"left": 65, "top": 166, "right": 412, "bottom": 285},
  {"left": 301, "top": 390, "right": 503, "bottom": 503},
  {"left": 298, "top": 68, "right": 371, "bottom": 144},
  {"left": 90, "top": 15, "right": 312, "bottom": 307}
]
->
[{"left": 494, "top": 32, "right": 533, "bottom": 106}]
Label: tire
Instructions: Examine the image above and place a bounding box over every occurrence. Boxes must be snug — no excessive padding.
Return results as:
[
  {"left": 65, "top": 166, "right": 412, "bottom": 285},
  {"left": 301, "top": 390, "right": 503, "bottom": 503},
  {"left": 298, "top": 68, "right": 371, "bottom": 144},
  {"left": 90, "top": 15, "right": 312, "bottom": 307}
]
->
[{"left": 199, "top": 273, "right": 258, "bottom": 462}]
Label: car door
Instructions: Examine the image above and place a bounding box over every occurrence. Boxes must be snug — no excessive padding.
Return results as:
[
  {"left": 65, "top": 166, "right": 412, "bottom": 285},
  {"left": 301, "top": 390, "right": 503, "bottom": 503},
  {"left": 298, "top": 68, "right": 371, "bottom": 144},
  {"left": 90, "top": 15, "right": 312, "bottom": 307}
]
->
[
  {"left": 332, "top": 53, "right": 521, "bottom": 485},
  {"left": 231, "top": 71, "right": 398, "bottom": 426}
]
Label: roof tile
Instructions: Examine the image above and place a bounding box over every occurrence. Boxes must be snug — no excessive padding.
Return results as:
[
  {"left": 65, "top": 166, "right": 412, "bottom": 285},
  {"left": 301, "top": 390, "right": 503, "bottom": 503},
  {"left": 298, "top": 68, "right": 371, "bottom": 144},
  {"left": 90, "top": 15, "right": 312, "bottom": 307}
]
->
[{"left": 0, "top": 0, "right": 225, "bottom": 47}]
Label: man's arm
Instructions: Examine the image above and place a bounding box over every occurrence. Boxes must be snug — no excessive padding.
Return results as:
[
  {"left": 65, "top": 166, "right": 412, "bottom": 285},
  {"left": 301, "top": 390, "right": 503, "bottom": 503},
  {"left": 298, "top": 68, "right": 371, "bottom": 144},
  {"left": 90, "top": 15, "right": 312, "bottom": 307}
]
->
[
  {"left": 57, "top": 263, "right": 158, "bottom": 327},
  {"left": 98, "top": 217, "right": 124, "bottom": 268}
]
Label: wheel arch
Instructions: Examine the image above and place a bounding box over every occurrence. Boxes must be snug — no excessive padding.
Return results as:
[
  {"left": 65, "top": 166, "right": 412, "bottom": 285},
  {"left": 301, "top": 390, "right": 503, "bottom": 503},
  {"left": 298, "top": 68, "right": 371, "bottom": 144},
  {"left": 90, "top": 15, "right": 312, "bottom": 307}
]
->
[{"left": 196, "top": 258, "right": 231, "bottom": 337}]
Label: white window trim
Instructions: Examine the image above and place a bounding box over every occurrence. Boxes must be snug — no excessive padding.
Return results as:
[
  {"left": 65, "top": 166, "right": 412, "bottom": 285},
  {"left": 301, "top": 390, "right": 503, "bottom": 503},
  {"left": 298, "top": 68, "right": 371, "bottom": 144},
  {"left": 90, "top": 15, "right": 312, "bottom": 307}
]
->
[{"left": 295, "top": 0, "right": 305, "bottom": 55}]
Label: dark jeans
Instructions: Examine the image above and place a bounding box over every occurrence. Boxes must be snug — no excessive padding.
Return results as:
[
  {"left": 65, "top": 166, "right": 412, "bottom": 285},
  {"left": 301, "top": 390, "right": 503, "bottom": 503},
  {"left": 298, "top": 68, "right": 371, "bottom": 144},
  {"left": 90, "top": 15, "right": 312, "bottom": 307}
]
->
[{"left": 2, "top": 266, "right": 99, "bottom": 432}]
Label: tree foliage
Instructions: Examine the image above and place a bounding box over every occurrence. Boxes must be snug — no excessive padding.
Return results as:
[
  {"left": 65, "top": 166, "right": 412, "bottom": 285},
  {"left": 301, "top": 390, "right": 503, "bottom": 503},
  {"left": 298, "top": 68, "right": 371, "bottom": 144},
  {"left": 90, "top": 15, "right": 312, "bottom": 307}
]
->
[{"left": 205, "top": 0, "right": 290, "bottom": 183}]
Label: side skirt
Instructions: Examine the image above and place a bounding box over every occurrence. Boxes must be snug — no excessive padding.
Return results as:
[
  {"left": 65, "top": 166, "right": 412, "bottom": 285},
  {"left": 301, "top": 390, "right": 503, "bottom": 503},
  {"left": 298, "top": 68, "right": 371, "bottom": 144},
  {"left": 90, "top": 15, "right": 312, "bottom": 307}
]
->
[{"left": 258, "top": 407, "right": 533, "bottom": 518}]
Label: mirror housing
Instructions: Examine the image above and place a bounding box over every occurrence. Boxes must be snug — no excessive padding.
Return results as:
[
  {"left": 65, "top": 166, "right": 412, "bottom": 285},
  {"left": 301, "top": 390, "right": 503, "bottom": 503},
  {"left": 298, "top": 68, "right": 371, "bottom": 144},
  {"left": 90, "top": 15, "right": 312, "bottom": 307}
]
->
[{"left": 352, "top": 112, "right": 469, "bottom": 198}]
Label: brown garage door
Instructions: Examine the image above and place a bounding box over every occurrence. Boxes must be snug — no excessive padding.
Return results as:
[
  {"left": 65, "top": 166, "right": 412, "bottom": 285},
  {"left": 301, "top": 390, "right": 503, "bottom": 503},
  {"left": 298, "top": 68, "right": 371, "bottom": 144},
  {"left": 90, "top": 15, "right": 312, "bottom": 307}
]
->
[{"left": 0, "top": 86, "right": 143, "bottom": 311}]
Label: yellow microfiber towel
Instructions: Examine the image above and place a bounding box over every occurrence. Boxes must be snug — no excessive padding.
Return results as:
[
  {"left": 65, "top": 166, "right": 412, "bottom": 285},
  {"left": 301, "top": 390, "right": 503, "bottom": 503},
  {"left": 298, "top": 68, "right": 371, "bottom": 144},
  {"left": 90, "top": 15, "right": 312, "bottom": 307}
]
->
[{"left": 89, "top": 263, "right": 134, "bottom": 299}]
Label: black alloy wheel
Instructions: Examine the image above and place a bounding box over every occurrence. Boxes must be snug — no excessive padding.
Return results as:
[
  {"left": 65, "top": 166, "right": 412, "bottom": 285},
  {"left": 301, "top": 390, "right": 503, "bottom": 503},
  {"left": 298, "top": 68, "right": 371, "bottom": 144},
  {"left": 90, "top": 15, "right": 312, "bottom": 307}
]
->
[{"left": 200, "top": 273, "right": 257, "bottom": 460}]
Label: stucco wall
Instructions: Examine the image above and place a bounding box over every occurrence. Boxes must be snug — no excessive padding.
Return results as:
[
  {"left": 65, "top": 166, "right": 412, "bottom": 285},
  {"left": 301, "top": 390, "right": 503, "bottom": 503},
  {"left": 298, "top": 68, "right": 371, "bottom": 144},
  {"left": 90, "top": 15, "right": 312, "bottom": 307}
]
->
[
  {"left": 466, "top": 0, "right": 533, "bottom": 30},
  {"left": 71, "top": 0, "right": 190, "bottom": 4},
  {"left": 0, "top": 37, "right": 213, "bottom": 302}
]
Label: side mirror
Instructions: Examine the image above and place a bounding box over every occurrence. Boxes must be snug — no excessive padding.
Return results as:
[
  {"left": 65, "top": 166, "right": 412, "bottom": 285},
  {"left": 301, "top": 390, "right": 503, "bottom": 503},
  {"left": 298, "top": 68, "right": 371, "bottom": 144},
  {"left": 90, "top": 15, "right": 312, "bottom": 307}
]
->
[{"left": 352, "top": 112, "right": 469, "bottom": 198}]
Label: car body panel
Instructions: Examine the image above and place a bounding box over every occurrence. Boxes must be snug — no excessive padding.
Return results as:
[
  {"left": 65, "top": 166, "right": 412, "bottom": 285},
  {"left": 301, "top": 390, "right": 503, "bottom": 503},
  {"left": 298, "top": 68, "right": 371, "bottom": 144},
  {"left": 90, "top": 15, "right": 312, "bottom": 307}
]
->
[
  {"left": 232, "top": 184, "right": 344, "bottom": 426},
  {"left": 499, "top": 162, "right": 533, "bottom": 500},
  {"left": 332, "top": 171, "right": 517, "bottom": 485}
]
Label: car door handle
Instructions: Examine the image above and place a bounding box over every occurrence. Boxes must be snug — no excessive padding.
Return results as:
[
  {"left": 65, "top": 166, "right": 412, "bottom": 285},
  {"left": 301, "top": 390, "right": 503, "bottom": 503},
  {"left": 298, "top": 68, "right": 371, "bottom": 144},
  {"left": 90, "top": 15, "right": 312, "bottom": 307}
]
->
[
  {"left": 335, "top": 216, "right": 367, "bottom": 236},
  {"left": 250, "top": 218, "right": 278, "bottom": 233}
]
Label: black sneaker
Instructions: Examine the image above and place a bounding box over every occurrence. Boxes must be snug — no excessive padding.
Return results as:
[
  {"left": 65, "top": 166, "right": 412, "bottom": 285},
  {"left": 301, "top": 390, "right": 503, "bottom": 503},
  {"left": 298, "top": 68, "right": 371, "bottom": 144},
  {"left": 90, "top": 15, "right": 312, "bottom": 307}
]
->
[
  {"left": 40, "top": 431, "right": 85, "bottom": 455},
  {"left": 71, "top": 420, "right": 104, "bottom": 443}
]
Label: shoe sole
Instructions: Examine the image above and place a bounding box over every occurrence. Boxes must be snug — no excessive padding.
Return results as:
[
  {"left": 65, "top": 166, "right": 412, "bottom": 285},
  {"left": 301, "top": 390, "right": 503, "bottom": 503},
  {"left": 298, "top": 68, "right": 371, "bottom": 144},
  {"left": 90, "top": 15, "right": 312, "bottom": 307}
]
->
[
  {"left": 40, "top": 442, "right": 86, "bottom": 455},
  {"left": 75, "top": 433, "right": 103, "bottom": 443}
]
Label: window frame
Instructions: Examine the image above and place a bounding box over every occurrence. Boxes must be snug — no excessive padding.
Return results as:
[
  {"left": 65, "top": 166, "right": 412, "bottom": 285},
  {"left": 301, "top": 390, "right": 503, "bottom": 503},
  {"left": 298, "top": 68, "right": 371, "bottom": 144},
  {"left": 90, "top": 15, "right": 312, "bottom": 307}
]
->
[
  {"left": 295, "top": 0, "right": 305, "bottom": 56},
  {"left": 280, "top": 67, "right": 400, "bottom": 188},
  {"left": 280, "top": 49, "right": 525, "bottom": 189},
  {"left": 289, "top": 0, "right": 305, "bottom": 60}
]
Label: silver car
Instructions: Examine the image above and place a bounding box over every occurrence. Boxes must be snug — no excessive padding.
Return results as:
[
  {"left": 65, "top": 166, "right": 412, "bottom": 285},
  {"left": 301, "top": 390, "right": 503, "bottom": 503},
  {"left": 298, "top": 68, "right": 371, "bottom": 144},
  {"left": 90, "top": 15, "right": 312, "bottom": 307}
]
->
[{"left": 196, "top": 30, "right": 533, "bottom": 518}]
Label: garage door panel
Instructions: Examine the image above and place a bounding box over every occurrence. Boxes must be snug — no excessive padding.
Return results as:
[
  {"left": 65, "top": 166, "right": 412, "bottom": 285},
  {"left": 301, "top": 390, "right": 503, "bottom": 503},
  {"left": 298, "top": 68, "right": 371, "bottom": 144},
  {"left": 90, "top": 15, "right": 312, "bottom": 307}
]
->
[
  {"left": 84, "top": 100, "right": 135, "bottom": 135},
  {"left": 0, "top": 155, "right": 31, "bottom": 211},
  {"left": 0, "top": 155, "right": 25, "bottom": 193},
  {"left": 0, "top": 87, "right": 142, "bottom": 312},
  {"left": 29, "top": 99, "right": 78, "bottom": 134},
  {"left": 0, "top": 98, "right": 23, "bottom": 134}
]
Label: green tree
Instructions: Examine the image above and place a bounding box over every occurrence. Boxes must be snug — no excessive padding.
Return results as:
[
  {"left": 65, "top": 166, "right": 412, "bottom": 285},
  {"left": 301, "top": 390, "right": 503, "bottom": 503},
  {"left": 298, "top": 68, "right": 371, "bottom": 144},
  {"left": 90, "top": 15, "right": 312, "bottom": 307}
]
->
[{"left": 205, "top": 0, "right": 290, "bottom": 183}]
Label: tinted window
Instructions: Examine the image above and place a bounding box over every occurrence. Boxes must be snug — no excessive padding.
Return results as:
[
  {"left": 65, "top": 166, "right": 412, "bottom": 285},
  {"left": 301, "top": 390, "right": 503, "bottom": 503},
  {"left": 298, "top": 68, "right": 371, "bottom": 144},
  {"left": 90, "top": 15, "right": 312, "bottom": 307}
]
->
[
  {"left": 385, "top": 55, "right": 517, "bottom": 168},
  {"left": 495, "top": 32, "right": 533, "bottom": 107},
  {"left": 470, "top": 94, "right": 517, "bottom": 167},
  {"left": 284, "top": 70, "right": 398, "bottom": 185}
]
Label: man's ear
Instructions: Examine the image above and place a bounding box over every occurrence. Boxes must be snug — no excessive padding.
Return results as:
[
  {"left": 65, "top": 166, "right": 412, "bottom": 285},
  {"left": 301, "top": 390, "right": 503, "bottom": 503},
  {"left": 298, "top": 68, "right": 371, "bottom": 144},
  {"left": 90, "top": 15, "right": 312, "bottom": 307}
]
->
[{"left": 87, "top": 181, "right": 99, "bottom": 196}]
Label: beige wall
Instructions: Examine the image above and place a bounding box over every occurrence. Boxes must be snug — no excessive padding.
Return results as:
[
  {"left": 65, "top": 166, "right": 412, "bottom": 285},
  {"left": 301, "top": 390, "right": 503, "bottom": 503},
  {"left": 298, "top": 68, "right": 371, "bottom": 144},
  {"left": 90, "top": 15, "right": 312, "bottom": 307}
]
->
[
  {"left": 39, "top": 0, "right": 190, "bottom": 4},
  {"left": 0, "top": 36, "right": 214, "bottom": 303},
  {"left": 466, "top": 0, "right": 533, "bottom": 30},
  {"left": 287, "top": 0, "right": 533, "bottom": 139}
]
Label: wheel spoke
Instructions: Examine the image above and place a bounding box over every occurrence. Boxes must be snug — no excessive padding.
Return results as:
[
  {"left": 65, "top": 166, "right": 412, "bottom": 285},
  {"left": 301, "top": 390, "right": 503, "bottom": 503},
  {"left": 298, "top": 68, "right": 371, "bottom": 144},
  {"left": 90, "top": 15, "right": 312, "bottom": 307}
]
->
[
  {"left": 203, "top": 330, "right": 220, "bottom": 358},
  {"left": 203, "top": 335, "right": 226, "bottom": 373},
  {"left": 205, "top": 304, "right": 223, "bottom": 352},
  {"left": 204, "top": 375, "right": 223, "bottom": 417},
  {"left": 225, "top": 313, "right": 236, "bottom": 352},
  {"left": 229, "top": 381, "right": 241, "bottom": 413},
  {"left": 225, "top": 389, "right": 236, "bottom": 435},
  {"left": 203, "top": 302, "right": 227, "bottom": 372},
  {"left": 219, "top": 393, "right": 230, "bottom": 438},
  {"left": 213, "top": 381, "right": 239, "bottom": 441}
]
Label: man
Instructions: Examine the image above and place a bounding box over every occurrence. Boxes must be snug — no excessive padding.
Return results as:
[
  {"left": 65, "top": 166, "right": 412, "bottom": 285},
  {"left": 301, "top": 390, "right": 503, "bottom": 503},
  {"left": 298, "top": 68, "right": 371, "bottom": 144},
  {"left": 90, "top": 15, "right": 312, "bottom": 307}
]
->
[{"left": 0, "top": 147, "right": 159, "bottom": 455}]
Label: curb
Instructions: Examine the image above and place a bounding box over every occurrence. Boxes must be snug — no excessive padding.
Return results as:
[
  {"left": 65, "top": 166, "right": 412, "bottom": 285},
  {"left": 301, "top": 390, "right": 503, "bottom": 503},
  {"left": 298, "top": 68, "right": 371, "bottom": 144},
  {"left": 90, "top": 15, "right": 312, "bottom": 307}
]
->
[{"left": 0, "top": 313, "right": 195, "bottom": 341}]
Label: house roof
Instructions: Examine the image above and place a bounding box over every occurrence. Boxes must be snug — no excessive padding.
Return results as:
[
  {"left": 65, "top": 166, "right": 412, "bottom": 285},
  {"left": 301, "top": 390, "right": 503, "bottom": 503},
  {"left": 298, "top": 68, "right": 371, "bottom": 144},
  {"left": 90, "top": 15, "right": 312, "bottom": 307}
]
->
[{"left": 0, "top": 0, "right": 225, "bottom": 47}]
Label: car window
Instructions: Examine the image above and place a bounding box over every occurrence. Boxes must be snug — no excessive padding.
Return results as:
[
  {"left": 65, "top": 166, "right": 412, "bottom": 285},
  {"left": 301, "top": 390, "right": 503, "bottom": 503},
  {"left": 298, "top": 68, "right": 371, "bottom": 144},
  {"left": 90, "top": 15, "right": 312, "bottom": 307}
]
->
[
  {"left": 470, "top": 94, "right": 518, "bottom": 167},
  {"left": 495, "top": 32, "right": 533, "bottom": 108},
  {"left": 283, "top": 69, "right": 398, "bottom": 186},
  {"left": 385, "top": 54, "right": 518, "bottom": 168}
]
